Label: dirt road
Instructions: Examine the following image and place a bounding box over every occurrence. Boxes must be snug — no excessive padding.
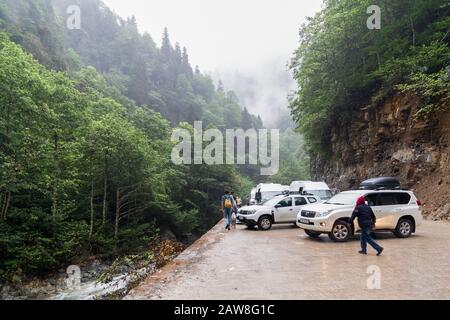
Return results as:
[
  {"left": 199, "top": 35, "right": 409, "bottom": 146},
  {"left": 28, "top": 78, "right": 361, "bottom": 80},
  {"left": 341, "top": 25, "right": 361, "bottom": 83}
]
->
[{"left": 126, "top": 220, "right": 450, "bottom": 300}]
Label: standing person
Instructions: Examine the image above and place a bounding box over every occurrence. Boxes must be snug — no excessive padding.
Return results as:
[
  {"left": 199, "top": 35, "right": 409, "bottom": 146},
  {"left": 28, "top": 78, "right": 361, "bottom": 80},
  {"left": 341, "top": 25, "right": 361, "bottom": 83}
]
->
[
  {"left": 230, "top": 191, "right": 238, "bottom": 213},
  {"left": 235, "top": 195, "right": 242, "bottom": 208},
  {"left": 350, "top": 196, "right": 384, "bottom": 256},
  {"left": 230, "top": 191, "right": 238, "bottom": 230},
  {"left": 221, "top": 191, "right": 233, "bottom": 230}
]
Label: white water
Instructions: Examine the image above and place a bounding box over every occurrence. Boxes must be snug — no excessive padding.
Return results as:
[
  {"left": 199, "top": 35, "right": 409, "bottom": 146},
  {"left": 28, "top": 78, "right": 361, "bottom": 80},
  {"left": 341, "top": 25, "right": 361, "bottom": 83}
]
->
[{"left": 46, "top": 267, "right": 153, "bottom": 300}]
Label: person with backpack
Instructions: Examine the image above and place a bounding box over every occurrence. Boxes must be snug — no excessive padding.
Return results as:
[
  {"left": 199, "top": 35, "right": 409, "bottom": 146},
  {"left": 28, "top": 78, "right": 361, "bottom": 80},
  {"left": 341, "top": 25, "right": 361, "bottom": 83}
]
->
[
  {"left": 350, "top": 196, "right": 384, "bottom": 256},
  {"left": 221, "top": 190, "right": 233, "bottom": 230}
]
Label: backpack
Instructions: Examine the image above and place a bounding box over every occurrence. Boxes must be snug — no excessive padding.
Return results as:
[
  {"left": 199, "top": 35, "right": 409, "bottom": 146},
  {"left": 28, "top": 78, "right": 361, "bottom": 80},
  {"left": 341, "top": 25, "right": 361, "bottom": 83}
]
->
[{"left": 224, "top": 196, "right": 232, "bottom": 209}]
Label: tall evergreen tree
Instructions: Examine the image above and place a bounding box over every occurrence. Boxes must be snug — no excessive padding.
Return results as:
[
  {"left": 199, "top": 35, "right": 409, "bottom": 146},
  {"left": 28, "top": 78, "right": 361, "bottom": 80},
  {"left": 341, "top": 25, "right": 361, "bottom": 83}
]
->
[
  {"left": 160, "top": 27, "right": 172, "bottom": 63},
  {"left": 182, "top": 47, "right": 194, "bottom": 78}
]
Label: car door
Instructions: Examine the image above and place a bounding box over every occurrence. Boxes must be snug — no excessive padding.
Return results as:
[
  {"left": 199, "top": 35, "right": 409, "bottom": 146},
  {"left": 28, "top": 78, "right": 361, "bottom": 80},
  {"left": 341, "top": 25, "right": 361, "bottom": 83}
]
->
[
  {"left": 274, "top": 197, "right": 293, "bottom": 222},
  {"left": 292, "top": 197, "right": 308, "bottom": 222},
  {"left": 390, "top": 193, "right": 413, "bottom": 227},
  {"left": 371, "top": 193, "right": 400, "bottom": 230}
]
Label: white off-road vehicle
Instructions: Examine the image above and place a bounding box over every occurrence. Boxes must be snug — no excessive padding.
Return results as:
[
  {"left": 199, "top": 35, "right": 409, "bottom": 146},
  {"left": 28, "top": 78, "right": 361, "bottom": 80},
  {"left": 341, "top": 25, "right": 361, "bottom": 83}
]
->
[
  {"left": 238, "top": 194, "right": 321, "bottom": 231},
  {"left": 297, "top": 189, "right": 423, "bottom": 242}
]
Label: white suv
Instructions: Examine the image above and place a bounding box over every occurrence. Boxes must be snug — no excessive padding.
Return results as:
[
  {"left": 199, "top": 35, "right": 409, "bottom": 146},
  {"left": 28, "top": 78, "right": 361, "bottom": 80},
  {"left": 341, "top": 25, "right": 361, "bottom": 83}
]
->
[
  {"left": 238, "top": 194, "right": 321, "bottom": 231},
  {"left": 297, "top": 190, "right": 423, "bottom": 242}
]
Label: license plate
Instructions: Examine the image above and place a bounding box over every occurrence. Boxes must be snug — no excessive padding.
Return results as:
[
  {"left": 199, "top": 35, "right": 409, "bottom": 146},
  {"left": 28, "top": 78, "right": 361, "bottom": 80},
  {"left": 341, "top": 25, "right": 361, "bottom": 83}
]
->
[{"left": 299, "top": 218, "right": 310, "bottom": 224}]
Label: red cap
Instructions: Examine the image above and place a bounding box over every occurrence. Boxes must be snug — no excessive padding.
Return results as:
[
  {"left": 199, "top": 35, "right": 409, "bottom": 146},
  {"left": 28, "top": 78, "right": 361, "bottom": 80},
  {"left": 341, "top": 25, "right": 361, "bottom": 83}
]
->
[{"left": 356, "top": 196, "right": 366, "bottom": 206}]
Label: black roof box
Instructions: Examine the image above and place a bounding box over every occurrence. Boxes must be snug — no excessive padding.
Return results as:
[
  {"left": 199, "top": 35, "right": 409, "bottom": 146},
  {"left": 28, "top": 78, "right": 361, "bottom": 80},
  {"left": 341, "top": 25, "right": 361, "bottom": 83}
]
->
[{"left": 359, "top": 177, "right": 400, "bottom": 190}]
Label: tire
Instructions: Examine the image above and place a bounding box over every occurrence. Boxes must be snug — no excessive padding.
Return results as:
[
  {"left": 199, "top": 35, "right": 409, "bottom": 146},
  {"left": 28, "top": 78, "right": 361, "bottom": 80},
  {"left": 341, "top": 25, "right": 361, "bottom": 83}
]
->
[
  {"left": 258, "top": 216, "right": 273, "bottom": 231},
  {"left": 394, "top": 218, "right": 413, "bottom": 238},
  {"left": 305, "top": 230, "right": 321, "bottom": 238},
  {"left": 328, "top": 221, "right": 351, "bottom": 242}
]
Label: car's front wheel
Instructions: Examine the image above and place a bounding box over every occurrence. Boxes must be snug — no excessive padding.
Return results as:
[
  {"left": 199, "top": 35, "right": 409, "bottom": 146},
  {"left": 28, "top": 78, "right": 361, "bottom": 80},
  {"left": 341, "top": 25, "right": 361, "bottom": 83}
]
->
[
  {"left": 328, "top": 221, "right": 351, "bottom": 242},
  {"left": 258, "top": 216, "right": 273, "bottom": 231},
  {"left": 394, "top": 218, "right": 413, "bottom": 238},
  {"left": 305, "top": 230, "right": 321, "bottom": 238}
]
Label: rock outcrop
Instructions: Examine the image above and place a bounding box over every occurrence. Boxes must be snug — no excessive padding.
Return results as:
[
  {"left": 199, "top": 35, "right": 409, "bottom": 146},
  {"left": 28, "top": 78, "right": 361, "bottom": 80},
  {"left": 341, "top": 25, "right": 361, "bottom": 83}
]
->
[{"left": 311, "top": 93, "right": 450, "bottom": 220}]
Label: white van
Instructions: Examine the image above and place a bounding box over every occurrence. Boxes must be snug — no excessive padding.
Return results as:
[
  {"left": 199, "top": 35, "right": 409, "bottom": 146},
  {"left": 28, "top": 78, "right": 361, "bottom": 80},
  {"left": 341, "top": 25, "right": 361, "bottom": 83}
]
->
[
  {"left": 249, "top": 188, "right": 257, "bottom": 205},
  {"left": 255, "top": 183, "right": 285, "bottom": 204},
  {"left": 289, "top": 181, "right": 332, "bottom": 201}
]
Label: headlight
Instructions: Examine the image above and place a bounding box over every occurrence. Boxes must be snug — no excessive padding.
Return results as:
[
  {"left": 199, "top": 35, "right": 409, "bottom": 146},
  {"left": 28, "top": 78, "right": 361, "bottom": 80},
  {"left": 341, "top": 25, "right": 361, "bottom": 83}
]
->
[
  {"left": 239, "top": 209, "right": 257, "bottom": 215},
  {"left": 316, "top": 210, "right": 334, "bottom": 218}
]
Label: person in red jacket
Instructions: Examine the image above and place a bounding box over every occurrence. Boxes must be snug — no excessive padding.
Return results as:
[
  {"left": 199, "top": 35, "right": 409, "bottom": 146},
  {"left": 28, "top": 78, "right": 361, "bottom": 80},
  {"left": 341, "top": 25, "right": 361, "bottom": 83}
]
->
[{"left": 350, "top": 196, "right": 384, "bottom": 256}]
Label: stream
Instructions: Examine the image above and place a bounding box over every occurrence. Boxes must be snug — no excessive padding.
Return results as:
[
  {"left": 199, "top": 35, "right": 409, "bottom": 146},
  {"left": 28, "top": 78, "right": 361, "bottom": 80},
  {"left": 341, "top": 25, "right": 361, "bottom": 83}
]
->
[
  {"left": 45, "top": 266, "right": 155, "bottom": 300},
  {"left": 1, "top": 261, "right": 156, "bottom": 300}
]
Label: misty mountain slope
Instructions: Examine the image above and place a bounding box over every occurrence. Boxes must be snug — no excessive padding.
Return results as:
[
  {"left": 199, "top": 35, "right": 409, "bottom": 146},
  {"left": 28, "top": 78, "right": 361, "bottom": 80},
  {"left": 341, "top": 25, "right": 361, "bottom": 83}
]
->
[
  {"left": 214, "top": 63, "right": 296, "bottom": 130},
  {"left": 0, "top": 0, "right": 69, "bottom": 70},
  {"left": 0, "top": 0, "right": 263, "bottom": 129}
]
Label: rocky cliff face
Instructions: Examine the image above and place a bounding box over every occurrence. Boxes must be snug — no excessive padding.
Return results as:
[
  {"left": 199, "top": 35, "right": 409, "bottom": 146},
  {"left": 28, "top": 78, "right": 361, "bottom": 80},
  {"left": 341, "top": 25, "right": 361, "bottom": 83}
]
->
[{"left": 311, "top": 93, "right": 450, "bottom": 220}]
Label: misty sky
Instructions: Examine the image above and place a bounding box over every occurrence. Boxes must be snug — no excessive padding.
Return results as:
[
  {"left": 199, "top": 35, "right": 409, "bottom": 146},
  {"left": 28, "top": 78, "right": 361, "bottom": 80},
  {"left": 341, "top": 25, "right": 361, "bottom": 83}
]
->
[{"left": 102, "top": 0, "right": 323, "bottom": 126}]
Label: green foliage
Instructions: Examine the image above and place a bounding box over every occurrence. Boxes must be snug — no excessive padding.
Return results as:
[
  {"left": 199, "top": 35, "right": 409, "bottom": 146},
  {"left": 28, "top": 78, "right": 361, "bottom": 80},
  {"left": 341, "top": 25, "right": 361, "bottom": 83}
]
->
[
  {"left": 0, "top": 0, "right": 260, "bottom": 280},
  {"left": 270, "top": 129, "right": 311, "bottom": 185},
  {"left": 289, "top": 0, "right": 450, "bottom": 156},
  {"left": 0, "top": 208, "right": 89, "bottom": 278}
]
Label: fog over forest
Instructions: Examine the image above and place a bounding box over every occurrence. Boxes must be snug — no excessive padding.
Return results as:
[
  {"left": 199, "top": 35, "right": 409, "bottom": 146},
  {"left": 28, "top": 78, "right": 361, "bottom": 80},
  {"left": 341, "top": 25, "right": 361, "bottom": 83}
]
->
[{"left": 102, "top": 0, "right": 323, "bottom": 128}]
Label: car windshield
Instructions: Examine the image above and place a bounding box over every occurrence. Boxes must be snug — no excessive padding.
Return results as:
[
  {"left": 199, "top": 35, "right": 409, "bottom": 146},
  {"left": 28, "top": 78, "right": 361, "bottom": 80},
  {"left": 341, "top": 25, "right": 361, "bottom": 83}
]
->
[
  {"left": 308, "top": 190, "right": 333, "bottom": 200},
  {"left": 324, "top": 193, "right": 361, "bottom": 205}
]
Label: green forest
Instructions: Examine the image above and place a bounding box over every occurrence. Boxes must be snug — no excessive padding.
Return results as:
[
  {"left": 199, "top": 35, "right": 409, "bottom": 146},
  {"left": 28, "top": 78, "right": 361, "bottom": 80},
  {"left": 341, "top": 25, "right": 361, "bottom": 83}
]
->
[
  {"left": 3, "top": 0, "right": 447, "bottom": 284},
  {"left": 289, "top": 0, "right": 449, "bottom": 156},
  {"left": 0, "top": 0, "right": 268, "bottom": 280}
]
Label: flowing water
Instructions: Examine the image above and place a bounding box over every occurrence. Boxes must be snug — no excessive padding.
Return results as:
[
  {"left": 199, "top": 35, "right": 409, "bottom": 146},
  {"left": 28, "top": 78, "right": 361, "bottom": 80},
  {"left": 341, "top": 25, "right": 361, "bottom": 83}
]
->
[{"left": 44, "top": 266, "right": 155, "bottom": 300}]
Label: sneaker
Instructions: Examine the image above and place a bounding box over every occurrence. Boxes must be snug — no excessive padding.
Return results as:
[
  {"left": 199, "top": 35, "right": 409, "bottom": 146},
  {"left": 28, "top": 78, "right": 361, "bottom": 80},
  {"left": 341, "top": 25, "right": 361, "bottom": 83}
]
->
[
  {"left": 358, "top": 250, "right": 367, "bottom": 255},
  {"left": 377, "top": 248, "right": 384, "bottom": 256}
]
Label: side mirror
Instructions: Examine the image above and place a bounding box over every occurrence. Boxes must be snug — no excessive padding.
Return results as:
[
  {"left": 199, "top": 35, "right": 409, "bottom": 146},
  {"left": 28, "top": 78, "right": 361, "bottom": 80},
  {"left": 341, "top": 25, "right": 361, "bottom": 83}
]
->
[{"left": 274, "top": 204, "right": 282, "bottom": 208}]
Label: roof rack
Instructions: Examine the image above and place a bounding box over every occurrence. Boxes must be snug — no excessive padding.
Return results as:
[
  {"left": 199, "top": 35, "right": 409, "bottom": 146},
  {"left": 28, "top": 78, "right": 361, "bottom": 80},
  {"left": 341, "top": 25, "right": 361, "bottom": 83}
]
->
[
  {"left": 373, "top": 187, "right": 410, "bottom": 191},
  {"left": 359, "top": 177, "right": 401, "bottom": 190}
]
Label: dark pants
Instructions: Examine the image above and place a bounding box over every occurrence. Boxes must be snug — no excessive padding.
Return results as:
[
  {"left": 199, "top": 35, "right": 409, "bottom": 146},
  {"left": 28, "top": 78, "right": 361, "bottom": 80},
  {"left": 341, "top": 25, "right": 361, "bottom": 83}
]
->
[{"left": 360, "top": 226, "right": 382, "bottom": 253}]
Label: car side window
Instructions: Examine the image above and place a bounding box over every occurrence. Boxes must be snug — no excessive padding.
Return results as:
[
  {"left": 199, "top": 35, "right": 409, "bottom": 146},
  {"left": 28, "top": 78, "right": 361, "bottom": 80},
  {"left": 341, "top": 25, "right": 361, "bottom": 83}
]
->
[
  {"left": 365, "top": 194, "right": 378, "bottom": 206},
  {"left": 395, "top": 193, "right": 411, "bottom": 204},
  {"left": 294, "top": 197, "right": 307, "bottom": 206},
  {"left": 278, "top": 198, "right": 292, "bottom": 207},
  {"left": 378, "top": 193, "right": 399, "bottom": 206},
  {"left": 307, "top": 197, "right": 317, "bottom": 204}
]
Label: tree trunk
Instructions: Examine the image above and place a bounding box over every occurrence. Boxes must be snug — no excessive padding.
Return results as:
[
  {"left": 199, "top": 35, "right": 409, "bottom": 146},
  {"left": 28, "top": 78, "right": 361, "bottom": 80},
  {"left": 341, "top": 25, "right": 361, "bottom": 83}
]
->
[
  {"left": 409, "top": 16, "right": 416, "bottom": 47},
  {"left": 376, "top": 52, "right": 381, "bottom": 69},
  {"left": 52, "top": 132, "right": 59, "bottom": 219},
  {"left": 1, "top": 191, "right": 11, "bottom": 220},
  {"left": 89, "top": 178, "right": 94, "bottom": 240},
  {"left": 102, "top": 157, "right": 108, "bottom": 225},
  {"left": 0, "top": 192, "right": 4, "bottom": 220},
  {"left": 114, "top": 187, "right": 120, "bottom": 241}
]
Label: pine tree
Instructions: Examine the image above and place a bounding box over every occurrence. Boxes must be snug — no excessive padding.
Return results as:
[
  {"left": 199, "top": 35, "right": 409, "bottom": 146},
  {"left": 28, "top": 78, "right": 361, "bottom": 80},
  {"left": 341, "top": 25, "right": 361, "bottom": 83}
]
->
[
  {"left": 161, "top": 27, "right": 172, "bottom": 63},
  {"left": 241, "top": 107, "right": 253, "bottom": 130},
  {"left": 174, "top": 42, "right": 182, "bottom": 64},
  {"left": 217, "top": 80, "right": 224, "bottom": 93},
  {"left": 182, "top": 47, "right": 193, "bottom": 78}
]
